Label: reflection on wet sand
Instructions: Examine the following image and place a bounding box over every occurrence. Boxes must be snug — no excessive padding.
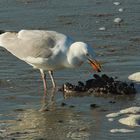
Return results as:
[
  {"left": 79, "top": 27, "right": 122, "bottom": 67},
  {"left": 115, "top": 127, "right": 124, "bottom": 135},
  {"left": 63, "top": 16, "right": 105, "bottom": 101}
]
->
[
  {"left": 0, "top": 88, "right": 105, "bottom": 140},
  {"left": 4, "top": 108, "right": 92, "bottom": 139},
  {"left": 40, "top": 88, "right": 57, "bottom": 111}
]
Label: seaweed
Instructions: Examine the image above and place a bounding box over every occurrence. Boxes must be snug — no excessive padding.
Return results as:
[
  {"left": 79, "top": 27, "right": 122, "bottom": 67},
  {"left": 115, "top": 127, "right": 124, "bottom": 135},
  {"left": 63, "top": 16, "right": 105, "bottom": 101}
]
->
[{"left": 62, "top": 74, "right": 136, "bottom": 95}]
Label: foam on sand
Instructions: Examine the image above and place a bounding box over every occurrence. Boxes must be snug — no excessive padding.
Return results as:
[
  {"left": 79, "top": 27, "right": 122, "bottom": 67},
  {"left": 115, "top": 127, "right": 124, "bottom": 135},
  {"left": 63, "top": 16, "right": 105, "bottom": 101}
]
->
[
  {"left": 106, "top": 112, "right": 122, "bottom": 118},
  {"left": 120, "top": 106, "right": 140, "bottom": 114},
  {"left": 106, "top": 106, "right": 140, "bottom": 132},
  {"left": 106, "top": 106, "right": 140, "bottom": 118},
  {"left": 128, "top": 72, "right": 140, "bottom": 82},
  {"left": 108, "top": 118, "right": 114, "bottom": 122},
  {"left": 110, "top": 129, "right": 134, "bottom": 133},
  {"left": 119, "top": 115, "right": 140, "bottom": 127}
]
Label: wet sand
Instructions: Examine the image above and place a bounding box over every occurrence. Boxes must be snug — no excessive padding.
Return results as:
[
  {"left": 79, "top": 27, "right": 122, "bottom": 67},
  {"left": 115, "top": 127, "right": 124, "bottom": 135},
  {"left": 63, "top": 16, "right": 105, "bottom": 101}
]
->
[{"left": 0, "top": 0, "right": 140, "bottom": 139}]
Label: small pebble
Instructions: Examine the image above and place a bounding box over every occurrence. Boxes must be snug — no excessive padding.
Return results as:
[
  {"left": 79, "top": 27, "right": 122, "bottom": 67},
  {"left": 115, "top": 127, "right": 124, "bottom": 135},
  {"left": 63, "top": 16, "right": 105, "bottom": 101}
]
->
[
  {"left": 79, "top": 127, "right": 88, "bottom": 131},
  {"left": 69, "top": 105, "right": 75, "bottom": 108},
  {"left": 90, "top": 104, "right": 99, "bottom": 108},
  {"left": 109, "top": 101, "right": 116, "bottom": 104},
  {"left": 58, "top": 120, "right": 63, "bottom": 123},
  {"left": 118, "top": 8, "right": 124, "bottom": 12},
  {"left": 17, "top": 119, "right": 22, "bottom": 121},
  {"left": 61, "top": 102, "right": 67, "bottom": 106},
  {"left": 35, "top": 138, "right": 46, "bottom": 140},
  {"left": 114, "top": 18, "right": 123, "bottom": 23},
  {"left": 11, "top": 138, "right": 16, "bottom": 140},
  {"left": 14, "top": 108, "right": 25, "bottom": 112},
  {"left": 99, "top": 109, "right": 108, "bottom": 112},
  {"left": 99, "top": 27, "right": 106, "bottom": 31},
  {"left": 108, "top": 118, "right": 114, "bottom": 122},
  {"left": 113, "top": 2, "right": 120, "bottom": 5}
]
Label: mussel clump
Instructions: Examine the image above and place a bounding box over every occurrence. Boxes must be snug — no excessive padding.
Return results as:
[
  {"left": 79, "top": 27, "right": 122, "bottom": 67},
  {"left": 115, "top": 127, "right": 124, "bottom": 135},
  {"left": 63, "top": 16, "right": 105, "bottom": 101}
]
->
[{"left": 62, "top": 74, "right": 136, "bottom": 96}]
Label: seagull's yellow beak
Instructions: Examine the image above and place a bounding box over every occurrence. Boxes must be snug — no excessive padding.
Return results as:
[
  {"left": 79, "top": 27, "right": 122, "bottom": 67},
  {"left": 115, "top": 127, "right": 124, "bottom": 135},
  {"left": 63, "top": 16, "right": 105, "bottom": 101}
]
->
[{"left": 88, "top": 58, "right": 101, "bottom": 72}]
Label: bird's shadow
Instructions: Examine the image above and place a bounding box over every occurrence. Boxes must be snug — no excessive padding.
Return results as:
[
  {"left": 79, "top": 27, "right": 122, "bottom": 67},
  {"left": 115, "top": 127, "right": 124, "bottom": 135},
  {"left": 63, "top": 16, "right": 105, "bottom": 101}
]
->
[{"left": 39, "top": 88, "right": 57, "bottom": 112}]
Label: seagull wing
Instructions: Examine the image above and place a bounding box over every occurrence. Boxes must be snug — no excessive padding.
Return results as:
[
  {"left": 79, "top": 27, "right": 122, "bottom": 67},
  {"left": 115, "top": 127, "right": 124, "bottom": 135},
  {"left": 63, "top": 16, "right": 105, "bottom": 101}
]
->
[{"left": 0, "top": 30, "right": 66, "bottom": 59}]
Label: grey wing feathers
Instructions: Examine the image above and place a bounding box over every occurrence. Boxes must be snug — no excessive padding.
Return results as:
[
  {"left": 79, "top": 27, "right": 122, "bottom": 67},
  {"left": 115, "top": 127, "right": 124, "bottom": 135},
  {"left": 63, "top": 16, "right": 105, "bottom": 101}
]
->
[{"left": 0, "top": 30, "right": 60, "bottom": 59}]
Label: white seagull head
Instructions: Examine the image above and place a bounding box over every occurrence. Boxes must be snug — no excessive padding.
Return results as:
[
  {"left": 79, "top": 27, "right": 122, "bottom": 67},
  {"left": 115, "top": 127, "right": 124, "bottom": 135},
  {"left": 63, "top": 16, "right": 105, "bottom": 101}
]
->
[{"left": 67, "top": 42, "right": 101, "bottom": 72}]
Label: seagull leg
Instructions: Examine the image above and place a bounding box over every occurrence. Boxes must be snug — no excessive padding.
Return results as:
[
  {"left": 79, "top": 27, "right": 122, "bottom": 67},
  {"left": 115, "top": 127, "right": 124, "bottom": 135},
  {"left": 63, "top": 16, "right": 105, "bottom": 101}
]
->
[
  {"left": 48, "top": 70, "right": 56, "bottom": 88},
  {"left": 40, "top": 69, "right": 47, "bottom": 96}
]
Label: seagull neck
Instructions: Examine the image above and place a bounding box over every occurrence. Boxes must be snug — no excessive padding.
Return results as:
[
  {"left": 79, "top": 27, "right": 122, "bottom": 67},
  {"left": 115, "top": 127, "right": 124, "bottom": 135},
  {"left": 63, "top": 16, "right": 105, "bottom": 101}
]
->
[{"left": 66, "top": 43, "right": 83, "bottom": 68}]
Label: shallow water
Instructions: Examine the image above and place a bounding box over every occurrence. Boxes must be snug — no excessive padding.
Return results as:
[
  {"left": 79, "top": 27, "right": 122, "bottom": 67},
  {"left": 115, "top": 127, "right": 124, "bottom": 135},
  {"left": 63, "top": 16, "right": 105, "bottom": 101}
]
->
[{"left": 0, "top": 0, "right": 140, "bottom": 139}]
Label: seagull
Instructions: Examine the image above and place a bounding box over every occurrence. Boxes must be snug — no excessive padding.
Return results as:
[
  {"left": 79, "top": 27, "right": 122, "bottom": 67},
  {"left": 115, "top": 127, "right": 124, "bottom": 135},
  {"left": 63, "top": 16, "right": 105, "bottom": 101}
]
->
[{"left": 0, "top": 29, "right": 101, "bottom": 95}]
